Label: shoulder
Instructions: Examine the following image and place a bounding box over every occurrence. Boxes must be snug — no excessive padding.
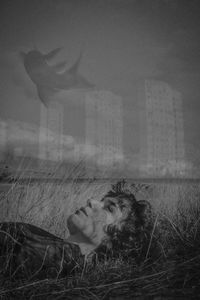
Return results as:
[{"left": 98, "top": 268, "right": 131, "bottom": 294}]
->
[{"left": 0, "top": 222, "right": 84, "bottom": 278}]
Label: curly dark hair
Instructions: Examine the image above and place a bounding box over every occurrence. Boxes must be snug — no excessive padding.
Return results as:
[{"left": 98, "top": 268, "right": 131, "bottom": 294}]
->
[{"left": 94, "top": 181, "right": 158, "bottom": 262}]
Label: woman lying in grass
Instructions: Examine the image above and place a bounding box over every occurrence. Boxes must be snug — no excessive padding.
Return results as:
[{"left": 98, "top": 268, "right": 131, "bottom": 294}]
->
[{"left": 0, "top": 182, "right": 158, "bottom": 279}]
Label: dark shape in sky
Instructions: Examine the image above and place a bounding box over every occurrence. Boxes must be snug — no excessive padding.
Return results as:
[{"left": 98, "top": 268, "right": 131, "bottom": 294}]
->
[{"left": 21, "top": 48, "right": 94, "bottom": 106}]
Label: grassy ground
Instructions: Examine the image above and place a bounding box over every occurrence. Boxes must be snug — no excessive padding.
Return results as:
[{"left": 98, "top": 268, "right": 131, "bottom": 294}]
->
[{"left": 0, "top": 165, "right": 200, "bottom": 299}]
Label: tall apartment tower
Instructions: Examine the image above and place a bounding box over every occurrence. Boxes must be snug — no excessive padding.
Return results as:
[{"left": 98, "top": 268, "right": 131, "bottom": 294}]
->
[
  {"left": 0, "top": 120, "right": 7, "bottom": 162},
  {"left": 138, "top": 79, "right": 185, "bottom": 177},
  {"left": 39, "top": 102, "right": 64, "bottom": 161},
  {"left": 85, "top": 90, "right": 123, "bottom": 177}
]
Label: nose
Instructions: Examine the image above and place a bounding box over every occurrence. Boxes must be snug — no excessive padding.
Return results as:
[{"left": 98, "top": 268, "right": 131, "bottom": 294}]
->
[{"left": 87, "top": 199, "right": 92, "bottom": 207}]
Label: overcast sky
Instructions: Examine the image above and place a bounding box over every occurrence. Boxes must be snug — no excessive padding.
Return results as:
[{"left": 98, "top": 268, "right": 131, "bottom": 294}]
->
[{"left": 0, "top": 0, "right": 200, "bottom": 164}]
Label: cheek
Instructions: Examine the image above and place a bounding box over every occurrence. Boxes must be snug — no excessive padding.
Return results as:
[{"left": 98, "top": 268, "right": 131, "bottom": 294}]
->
[
  {"left": 82, "top": 223, "right": 95, "bottom": 237},
  {"left": 106, "top": 213, "right": 115, "bottom": 225},
  {"left": 94, "top": 210, "right": 108, "bottom": 226},
  {"left": 106, "top": 210, "right": 123, "bottom": 225},
  {"left": 89, "top": 211, "right": 108, "bottom": 235}
]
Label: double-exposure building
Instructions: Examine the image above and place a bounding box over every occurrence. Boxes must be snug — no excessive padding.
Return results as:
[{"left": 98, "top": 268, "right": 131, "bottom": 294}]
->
[
  {"left": 85, "top": 90, "right": 123, "bottom": 177},
  {"left": 39, "top": 102, "right": 64, "bottom": 161},
  {"left": 0, "top": 120, "right": 8, "bottom": 162},
  {"left": 138, "top": 79, "right": 185, "bottom": 177}
]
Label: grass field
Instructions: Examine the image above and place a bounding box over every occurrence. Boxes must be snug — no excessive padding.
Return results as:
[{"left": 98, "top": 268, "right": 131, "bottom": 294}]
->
[{"left": 0, "top": 166, "right": 200, "bottom": 299}]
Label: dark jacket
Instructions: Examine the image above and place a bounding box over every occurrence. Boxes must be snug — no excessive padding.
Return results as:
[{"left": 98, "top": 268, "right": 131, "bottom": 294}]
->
[{"left": 0, "top": 222, "right": 84, "bottom": 279}]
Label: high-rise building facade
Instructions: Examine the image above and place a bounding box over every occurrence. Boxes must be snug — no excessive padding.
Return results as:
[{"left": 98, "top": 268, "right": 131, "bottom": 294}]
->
[
  {"left": 85, "top": 90, "right": 123, "bottom": 177},
  {"left": 39, "top": 102, "right": 64, "bottom": 161},
  {"left": 0, "top": 120, "right": 7, "bottom": 162},
  {"left": 139, "top": 80, "right": 185, "bottom": 177},
  {"left": 0, "top": 118, "right": 39, "bottom": 162}
]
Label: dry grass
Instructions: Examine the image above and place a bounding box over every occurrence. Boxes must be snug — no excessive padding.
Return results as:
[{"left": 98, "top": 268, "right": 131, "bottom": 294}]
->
[
  {"left": 0, "top": 163, "right": 111, "bottom": 237},
  {"left": 0, "top": 163, "right": 200, "bottom": 299}
]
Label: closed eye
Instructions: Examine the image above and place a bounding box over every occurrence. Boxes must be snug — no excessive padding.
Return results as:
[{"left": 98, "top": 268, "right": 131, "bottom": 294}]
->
[
  {"left": 106, "top": 205, "right": 115, "bottom": 213},
  {"left": 102, "top": 198, "right": 117, "bottom": 213}
]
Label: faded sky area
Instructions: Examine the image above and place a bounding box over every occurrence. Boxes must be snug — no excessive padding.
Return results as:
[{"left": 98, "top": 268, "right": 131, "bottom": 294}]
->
[{"left": 0, "top": 0, "right": 200, "bottom": 169}]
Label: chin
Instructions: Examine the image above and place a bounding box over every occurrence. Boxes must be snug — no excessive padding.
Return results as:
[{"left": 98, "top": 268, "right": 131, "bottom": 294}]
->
[
  {"left": 67, "top": 214, "right": 83, "bottom": 234},
  {"left": 67, "top": 214, "right": 78, "bottom": 234}
]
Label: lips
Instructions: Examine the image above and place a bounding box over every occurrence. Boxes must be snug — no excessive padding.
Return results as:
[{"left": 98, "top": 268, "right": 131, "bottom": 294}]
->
[
  {"left": 80, "top": 207, "right": 88, "bottom": 216},
  {"left": 75, "top": 207, "right": 88, "bottom": 216}
]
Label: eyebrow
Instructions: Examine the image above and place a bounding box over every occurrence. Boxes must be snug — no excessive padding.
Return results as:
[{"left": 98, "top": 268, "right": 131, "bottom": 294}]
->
[{"left": 104, "top": 198, "right": 117, "bottom": 204}]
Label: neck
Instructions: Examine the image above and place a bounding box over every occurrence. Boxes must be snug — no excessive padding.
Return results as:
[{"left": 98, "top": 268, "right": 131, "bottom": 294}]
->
[{"left": 66, "top": 234, "right": 97, "bottom": 256}]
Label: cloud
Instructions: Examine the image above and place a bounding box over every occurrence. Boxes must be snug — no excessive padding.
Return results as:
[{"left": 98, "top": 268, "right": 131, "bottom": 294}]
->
[{"left": 74, "top": 142, "right": 125, "bottom": 167}]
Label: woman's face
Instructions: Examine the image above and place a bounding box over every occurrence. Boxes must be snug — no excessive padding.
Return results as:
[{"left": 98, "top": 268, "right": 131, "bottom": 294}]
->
[{"left": 67, "top": 196, "right": 131, "bottom": 246}]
